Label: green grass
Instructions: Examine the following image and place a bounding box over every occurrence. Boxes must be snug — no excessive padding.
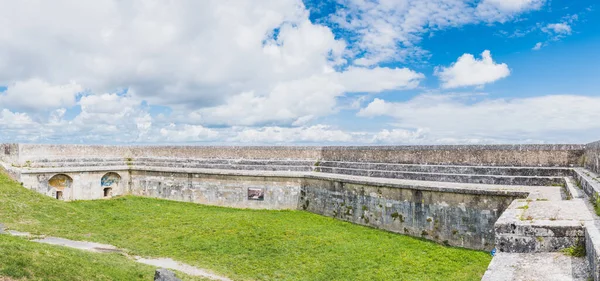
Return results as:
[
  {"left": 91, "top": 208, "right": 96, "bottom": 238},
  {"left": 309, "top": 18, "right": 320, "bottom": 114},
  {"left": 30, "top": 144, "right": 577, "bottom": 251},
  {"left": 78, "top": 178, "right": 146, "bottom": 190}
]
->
[
  {"left": 0, "top": 173, "right": 491, "bottom": 281},
  {"left": 561, "top": 242, "right": 586, "bottom": 257},
  {"left": 588, "top": 194, "right": 600, "bottom": 216},
  {"left": 0, "top": 235, "right": 206, "bottom": 281}
]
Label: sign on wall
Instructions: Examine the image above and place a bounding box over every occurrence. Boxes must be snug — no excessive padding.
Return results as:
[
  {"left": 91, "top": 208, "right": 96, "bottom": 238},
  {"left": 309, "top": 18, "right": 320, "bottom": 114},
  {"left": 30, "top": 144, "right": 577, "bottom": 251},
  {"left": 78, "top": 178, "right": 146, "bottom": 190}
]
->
[{"left": 248, "top": 188, "right": 264, "bottom": 201}]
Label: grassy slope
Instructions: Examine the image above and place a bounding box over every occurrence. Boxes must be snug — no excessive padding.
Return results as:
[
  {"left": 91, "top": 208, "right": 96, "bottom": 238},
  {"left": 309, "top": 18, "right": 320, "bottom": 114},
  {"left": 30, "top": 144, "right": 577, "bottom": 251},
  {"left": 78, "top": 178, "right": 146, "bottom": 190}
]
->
[
  {"left": 0, "top": 235, "right": 207, "bottom": 281},
  {"left": 0, "top": 173, "right": 491, "bottom": 281}
]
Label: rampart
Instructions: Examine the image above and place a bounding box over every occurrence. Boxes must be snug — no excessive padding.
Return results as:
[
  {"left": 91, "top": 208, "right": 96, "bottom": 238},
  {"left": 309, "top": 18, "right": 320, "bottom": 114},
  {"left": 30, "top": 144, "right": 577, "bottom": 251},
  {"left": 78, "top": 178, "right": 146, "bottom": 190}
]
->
[
  {"left": 6, "top": 143, "right": 585, "bottom": 166},
  {"left": 2, "top": 142, "right": 600, "bottom": 280},
  {"left": 585, "top": 140, "right": 600, "bottom": 174}
]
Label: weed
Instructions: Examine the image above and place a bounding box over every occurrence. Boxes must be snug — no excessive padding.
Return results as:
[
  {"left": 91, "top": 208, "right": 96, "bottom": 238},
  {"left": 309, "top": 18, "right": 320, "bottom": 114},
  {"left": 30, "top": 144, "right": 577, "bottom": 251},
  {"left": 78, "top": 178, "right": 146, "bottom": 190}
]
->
[{"left": 561, "top": 243, "right": 586, "bottom": 257}]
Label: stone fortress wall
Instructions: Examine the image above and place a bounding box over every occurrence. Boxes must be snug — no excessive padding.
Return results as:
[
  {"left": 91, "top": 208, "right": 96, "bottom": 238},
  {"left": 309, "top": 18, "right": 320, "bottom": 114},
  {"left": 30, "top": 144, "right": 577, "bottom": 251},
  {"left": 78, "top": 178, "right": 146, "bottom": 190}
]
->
[
  {"left": 585, "top": 140, "right": 600, "bottom": 174},
  {"left": 2, "top": 142, "right": 600, "bottom": 280}
]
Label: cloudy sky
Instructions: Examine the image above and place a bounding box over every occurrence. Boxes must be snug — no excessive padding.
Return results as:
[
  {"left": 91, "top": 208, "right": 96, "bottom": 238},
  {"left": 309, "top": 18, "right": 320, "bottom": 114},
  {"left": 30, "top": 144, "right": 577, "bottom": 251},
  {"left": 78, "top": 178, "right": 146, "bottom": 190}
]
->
[{"left": 0, "top": 0, "right": 598, "bottom": 145}]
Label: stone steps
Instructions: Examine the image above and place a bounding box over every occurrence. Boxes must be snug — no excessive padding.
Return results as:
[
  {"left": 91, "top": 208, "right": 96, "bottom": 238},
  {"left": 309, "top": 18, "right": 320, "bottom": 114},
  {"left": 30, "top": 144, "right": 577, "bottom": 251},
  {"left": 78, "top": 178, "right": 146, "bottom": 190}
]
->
[
  {"left": 494, "top": 199, "right": 593, "bottom": 253},
  {"left": 482, "top": 252, "right": 589, "bottom": 281},
  {"left": 319, "top": 161, "right": 571, "bottom": 176},
  {"left": 317, "top": 166, "right": 564, "bottom": 186},
  {"left": 25, "top": 158, "right": 569, "bottom": 185}
]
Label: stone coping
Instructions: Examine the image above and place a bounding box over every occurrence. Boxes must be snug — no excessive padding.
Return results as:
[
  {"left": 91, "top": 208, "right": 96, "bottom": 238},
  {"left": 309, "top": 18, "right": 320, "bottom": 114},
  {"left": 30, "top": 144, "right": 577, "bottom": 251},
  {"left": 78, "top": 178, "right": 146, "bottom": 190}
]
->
[
  {"left": 318, "top": 166, "right": 565, "bottom": 179},
  {"left": 4, "top": 143, "right": 587, "bottom": 167},
  {"left": 482, "top": 252, "right": 589, "bottom": 281},
  {"left": 20, "top": 157, "right": 578, "bottom": 169},
  {"left": 10, "top": 143, "right": 586, "bottom": 150},
  {"left": 320, "top": 144, "right": 585, "bottom": 151},
  {"left": 586, "top": 222, "right": 600, "bottom": 280},
  {"left": 573, "top": 168, "right": 600, "bottom": 198},
  {"left": 16, "top": 165, "right": 547, "bottom": 197}
]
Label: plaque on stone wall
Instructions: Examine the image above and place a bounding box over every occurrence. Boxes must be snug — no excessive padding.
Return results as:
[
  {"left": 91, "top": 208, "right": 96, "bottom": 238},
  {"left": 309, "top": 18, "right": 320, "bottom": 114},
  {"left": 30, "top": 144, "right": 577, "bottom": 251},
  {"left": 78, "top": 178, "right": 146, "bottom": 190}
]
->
[{"left": 248, "top": 188, "right": 264, "bottom": 201}]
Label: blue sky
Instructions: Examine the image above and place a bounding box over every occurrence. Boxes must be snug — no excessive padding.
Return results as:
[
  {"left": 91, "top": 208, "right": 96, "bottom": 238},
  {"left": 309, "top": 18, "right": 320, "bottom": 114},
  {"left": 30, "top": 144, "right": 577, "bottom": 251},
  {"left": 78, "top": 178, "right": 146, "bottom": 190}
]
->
[{"left": 0, "top": 0, "right": 598, "bottom": 144}]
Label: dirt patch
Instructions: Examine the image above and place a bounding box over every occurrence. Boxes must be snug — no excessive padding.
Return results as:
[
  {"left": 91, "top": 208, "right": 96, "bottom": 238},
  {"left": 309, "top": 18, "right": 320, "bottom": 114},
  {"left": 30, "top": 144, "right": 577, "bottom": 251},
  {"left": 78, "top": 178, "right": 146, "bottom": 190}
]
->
[{"left": 0, "top": 276, "right": 21, "bottom": 281}]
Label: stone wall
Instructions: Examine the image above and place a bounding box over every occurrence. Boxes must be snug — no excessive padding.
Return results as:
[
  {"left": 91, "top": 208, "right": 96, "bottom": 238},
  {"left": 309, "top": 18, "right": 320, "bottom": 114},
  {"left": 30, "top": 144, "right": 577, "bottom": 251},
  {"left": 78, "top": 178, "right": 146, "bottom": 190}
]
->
[
  {"left": 20, "top": 170, "right": 130, "bottom": 201},
  {"left": 15, "top": 144, "right": 322, "bottom": 164},
  {"left": 8, "top": 143, "right": 586, "bottom": 167},
  {"left": 2, "top": 142, "right": 594, "bottom": 252},
  {"left": 585, "top": 140, "right": 600, "bottom": 174},
  {"left": 129, "top": 171, "right": 302, "bottom": 209},
  {"left": 321, "top": 145, "right": 585, "bottom": 166},
  {"left": 0, "top": 143, "right": 19, "bottom": 164},
  {"left": 298, "top": 177, "right": 521, "bottom": 250}
]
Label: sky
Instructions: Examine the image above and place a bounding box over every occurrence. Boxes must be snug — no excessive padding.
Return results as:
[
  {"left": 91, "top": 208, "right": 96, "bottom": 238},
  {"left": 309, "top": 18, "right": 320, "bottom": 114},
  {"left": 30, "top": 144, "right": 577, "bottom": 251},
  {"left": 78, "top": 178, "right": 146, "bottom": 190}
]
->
[{"left": 0, "top": 0, "right": 599, "bottom": 145}]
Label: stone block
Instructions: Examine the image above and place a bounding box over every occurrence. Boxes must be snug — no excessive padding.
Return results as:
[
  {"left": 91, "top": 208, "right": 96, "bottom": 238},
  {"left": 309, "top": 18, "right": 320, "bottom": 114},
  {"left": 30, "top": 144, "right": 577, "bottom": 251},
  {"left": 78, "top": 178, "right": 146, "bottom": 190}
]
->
[{"left": 154, "top": 268, "right": 181, "bottom": 281}]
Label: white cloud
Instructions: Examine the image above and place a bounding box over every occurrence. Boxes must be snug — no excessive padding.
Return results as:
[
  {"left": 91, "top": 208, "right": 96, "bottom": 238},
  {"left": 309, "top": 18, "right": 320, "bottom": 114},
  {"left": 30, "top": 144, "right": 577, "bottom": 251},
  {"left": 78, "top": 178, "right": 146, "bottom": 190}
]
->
[
  {"left": 0, "top": 0, "right": 590, "bottom": 145},
  {"left": 478, "top": 0, "right": 545, "bottom": 13},
  {"left": 229, "top": 125, "right": 354, "bottom": 143},
  {"left": 0, "top": 79, "right": 82, "bottom": 111},
  {"left": 0, "top": 109, "right": 43, "bottom": 142},
  {"left": 358, "top": 94, "right": 600, "bottom": 142},
  {"left": 66, "top": 93, "right": 152, "bottom": 143},
  {"left": 78, "top": 93, "right": 139, "bottom": 115},
  {"left": 182, "top": 66, "right": 423, "bottom": 127},
  {"left": 534, "top": 14, "right": 579, "bottom": 48},
  {"left": 0, "top": 109, "right": 36, "bottom": 129},
  {"left": 370, "top": 128, "right": 428, "bottom": 144},
  {"left": 544, "top": 23, "right": 572, "bottom": 35},
  {"left": 330, "top": 0, "right": 546, "bottom": 65},
  {"left": 0, "top": 1, "right": 344, "bottom": 111},
  {"left": 159, "top": 124, "right": 219, "bottom": 142},
  {"left": 338, "top": 67, "right": 424, "bottom": 93},
  {"left": 434, "top": 50, "right": 510, "bottom": 88},
  {"left": 185, "top": 77, "right": 345, "bottom": 127},
  {"left": 541, "top": 15, "right": 577, "bottom": 38},
  {"left": 0, "top": 0, "right": 430, "bottom": 130},
  {"left": 532, "top": 42, "right": 543, "bottom": 50}
]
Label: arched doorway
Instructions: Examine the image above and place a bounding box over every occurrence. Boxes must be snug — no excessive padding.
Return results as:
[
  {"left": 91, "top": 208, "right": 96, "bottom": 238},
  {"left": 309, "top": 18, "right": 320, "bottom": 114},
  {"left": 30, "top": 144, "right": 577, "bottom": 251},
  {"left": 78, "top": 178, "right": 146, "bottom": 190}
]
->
[
  {"left": 101, "top": 172, "right": 121, "bottom": 198},
  {"left": 48, "top": 174, "right": 72, "bottom": 200}
]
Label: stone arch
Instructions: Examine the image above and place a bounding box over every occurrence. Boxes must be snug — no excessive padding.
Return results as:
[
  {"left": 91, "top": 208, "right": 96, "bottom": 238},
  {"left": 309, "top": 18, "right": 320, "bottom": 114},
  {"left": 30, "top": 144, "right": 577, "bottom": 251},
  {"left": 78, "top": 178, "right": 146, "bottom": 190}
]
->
[
  {"left": 48, "top": 174, "right": 72, "bottom": 200},
  {"left": 101, "top": 172, "right": 121, "bottom": 198}
]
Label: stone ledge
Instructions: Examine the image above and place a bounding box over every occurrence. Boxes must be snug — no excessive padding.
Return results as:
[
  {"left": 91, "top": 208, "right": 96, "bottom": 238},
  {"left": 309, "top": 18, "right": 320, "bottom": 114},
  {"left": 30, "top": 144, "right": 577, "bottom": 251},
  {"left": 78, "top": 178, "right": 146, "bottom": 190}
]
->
[
  {"left": 573, "top": 168, "right": 600, "bottom": 199},
  {"left": 586, "top": 222, "right": 600, "bottom": 281},
  {"left": 321, "top": 144, "right": 585, "bottom": 151},
  {"left": 16, "top": 157, "right": 572, "bottom": 186},
  {"left": 494, "top": 199, "right": 593, "bottom": 253},
  {"left": 16, "top": 165, "right": 544, "bottom": 197},
  {"left": 319, "top": 166, "right": 564, "bottom": 186},
  {"left": 319, "top": 161, "right": 573, "bottom": 176},
  {"left": 482, "top": 252, "right": 589, "bottom": 281}
]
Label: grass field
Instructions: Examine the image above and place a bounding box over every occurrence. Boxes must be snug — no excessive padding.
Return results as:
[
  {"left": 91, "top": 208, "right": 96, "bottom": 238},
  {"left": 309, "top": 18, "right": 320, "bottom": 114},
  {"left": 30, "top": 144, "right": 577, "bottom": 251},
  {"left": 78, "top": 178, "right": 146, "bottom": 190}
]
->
[
  {"left": 0, "top": 235, "right": 207, "bottom": 281},
  {"left": 0, "top": 172, "right": 492, "bottom": 280}
]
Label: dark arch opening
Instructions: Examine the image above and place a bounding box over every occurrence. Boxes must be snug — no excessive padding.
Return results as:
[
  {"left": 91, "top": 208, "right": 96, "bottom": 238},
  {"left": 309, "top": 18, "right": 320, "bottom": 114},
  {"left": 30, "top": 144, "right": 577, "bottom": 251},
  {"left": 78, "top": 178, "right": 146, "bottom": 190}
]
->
[
  {"left": 101, "top": 172, "right": 121, "bottom": 198},
  {"left": 48, "top": 174, "right": 72, "bottom": 200}
]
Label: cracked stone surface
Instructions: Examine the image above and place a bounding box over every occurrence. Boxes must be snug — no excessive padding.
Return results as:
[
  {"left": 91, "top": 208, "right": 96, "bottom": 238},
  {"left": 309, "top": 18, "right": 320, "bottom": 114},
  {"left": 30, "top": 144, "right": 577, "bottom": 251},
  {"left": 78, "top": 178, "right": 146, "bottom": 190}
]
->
[{"left": 482, "top": 252, "right": 589, "bottom": 281}]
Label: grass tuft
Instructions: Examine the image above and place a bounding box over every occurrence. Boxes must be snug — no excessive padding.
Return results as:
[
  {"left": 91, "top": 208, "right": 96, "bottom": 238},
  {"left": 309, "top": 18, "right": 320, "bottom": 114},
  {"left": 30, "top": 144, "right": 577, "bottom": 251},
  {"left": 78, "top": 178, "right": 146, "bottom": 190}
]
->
[{"left": 561, "top": 243, "right": 586, "bottom": 257}]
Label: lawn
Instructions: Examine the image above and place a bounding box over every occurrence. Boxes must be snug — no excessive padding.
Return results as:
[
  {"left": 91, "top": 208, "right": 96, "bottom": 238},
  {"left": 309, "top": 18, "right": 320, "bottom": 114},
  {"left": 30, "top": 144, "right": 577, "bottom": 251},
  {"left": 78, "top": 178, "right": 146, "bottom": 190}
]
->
[
  {"left": 0, "top": 235, "right": 206, "bottom": 281},
  {"left": 0, "top": 172, "right": 491, "bottom": 280}
]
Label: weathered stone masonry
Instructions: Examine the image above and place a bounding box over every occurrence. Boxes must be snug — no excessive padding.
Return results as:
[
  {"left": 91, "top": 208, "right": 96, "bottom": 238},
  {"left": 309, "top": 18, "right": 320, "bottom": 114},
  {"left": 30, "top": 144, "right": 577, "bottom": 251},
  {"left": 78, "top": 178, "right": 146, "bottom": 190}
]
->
[
  {"left": 3, "top": 142, "right": 600, "bottom": 280},
  {"left": 299, "top": 176, "right": 519, "bottom": 249}
]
